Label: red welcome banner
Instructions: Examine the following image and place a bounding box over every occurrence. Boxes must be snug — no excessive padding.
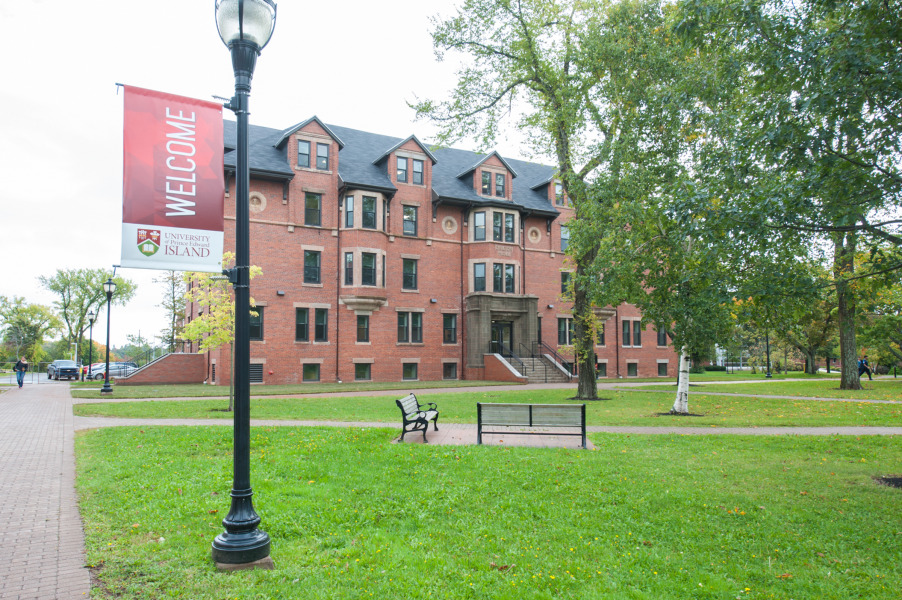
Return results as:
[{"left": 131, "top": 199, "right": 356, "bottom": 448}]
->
[{"left": 121, "top": 85, "right": 224, "bottom": 272}]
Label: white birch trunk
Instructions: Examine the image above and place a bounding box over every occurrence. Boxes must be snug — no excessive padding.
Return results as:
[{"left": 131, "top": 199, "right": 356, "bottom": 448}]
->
[{"left": 671, "top": 347, "right": 690, "bottom": 414}]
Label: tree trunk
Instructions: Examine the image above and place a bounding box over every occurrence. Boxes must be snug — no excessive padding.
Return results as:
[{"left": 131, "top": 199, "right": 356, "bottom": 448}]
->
[
  {"left": 834, "top": 232, "right": 862, "bottom": 390},
  {"left": 572, "top": 270, "right": 598, "bottom": 401},
  {"left": 671, "top": 347, "right": 690, "bottom": 414}
]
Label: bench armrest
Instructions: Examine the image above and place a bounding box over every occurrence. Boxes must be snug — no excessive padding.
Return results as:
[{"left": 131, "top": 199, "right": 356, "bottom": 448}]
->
[{"left": 420, "top": 402, "right": 438, "bottom": 411}]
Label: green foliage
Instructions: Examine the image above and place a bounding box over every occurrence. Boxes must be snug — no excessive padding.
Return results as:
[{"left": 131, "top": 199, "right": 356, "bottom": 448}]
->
[
  {"left": 154, "top": 271, "right": 186, "bottom": 351},
  {"left": 181, "top": 253, "right": 262, "bottom": 353},
  {"left": 0, "top": 295, "right": 61, "bottom": 362},
  {"left": 39, "top": 268, "right": 136, "bottom": 356}
]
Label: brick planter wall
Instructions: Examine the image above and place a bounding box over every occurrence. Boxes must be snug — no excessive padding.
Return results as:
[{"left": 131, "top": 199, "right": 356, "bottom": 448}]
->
[{"left": 117, "top": 354, "right": 206, "bottom": 386}]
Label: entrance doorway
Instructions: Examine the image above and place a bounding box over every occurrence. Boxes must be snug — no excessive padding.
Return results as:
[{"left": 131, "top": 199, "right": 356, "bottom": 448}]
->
[{"left": 490, "top": 321, "right": 514, "bottom": 355}]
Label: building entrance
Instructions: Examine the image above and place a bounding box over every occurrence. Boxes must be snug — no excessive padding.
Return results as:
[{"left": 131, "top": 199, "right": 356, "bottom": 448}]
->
[{"left": 490, "top": 321, "right": 514, "bottom": 355}]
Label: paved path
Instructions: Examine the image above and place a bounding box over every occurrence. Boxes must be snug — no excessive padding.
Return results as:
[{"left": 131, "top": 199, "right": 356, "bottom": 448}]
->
[{"left": 0, "top": 383, "right": 89, "bottom": 600}]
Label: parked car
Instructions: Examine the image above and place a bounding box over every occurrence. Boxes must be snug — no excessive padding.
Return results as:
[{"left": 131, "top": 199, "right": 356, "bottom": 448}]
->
[
  {"left": 92, "top": 361, "right": 139, "bottom": 380},
  {"left": 47, "top": 360, "right": 80, "bottom": 381},
  {"left": 83, "top": 362, "right": 105, "bottom": 377}
]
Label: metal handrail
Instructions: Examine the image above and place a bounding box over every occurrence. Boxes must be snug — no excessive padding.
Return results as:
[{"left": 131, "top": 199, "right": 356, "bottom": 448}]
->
[
  {"left": 519, "top": 342, "right": 549, "bottom": 383},
  {"left": 538, "top": 341, "right": 574, "bottom": 376},
  {"left": 492, "top": 342, "right": 525, "bottom": 373}
]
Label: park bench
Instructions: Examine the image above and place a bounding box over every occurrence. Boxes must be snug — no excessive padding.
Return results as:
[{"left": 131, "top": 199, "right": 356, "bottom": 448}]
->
[
  {"left": 477, "top": 403, "right": 586, "bottom": 449},
  {"left": 395, "top": 393, "right": 439, "bottom": 442}
]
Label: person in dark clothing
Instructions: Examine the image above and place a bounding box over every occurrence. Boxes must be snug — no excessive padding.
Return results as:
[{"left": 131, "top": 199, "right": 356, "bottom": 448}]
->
[
  {"left": 858, "top": 355, "right": 873, "bottom": 381},
  {"left": 13, "top": 357, "right": 28, "bottom": 388}
]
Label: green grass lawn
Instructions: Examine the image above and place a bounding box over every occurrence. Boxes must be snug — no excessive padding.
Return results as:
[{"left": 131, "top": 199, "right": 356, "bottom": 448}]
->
[
  {"left": 77, "top": 426, "right": 902, "bottom": 599},
  {"left": 73, "top": 387, "right": 902, "bottom": 427},
  {"left": 641, "top": 379, "right": 902, "bottom": 402}
]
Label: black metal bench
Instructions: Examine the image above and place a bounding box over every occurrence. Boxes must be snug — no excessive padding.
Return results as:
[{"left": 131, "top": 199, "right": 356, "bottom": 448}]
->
[
  {"left": 477, "top": 403, "right": 586, "bottom": 449},
  {"left": 396, "top": 393, "right": 439, "bottom": 442}
]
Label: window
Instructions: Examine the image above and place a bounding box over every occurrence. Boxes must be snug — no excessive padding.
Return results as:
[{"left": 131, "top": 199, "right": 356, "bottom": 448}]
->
[
  {"left": 314, "top": 308, "right": 328, "bottom": 342},
  {"left": 357, "top": 315, "right": 369, "bottom": 342},
  {"left": 555, "top": 182, "right": 564, "bottom": 205},
  {"left": 403, "top": 363, "right": 418, "bottom": 380},
  {"left": 493, "top": 212, "right": 503, "bottom": 241},
  {"left": 295, "top": 308, "right": 309, "bottom": 342},
  {"left": 493, "top": 263, "right": 504, "bottom": 293},
  {"left": 403, "top": 206, "right": 417, "bottom": 236},
  {"left": 397, "top": 312, "right": 423, "bottom": 343},
  {"left": 599, "top": 324, "right": 605, "bottom": 346},
  {"left": 622, "top": 320, "right": 631, "bottom": 347},
  {"left": 298, "top": 140, "right": 310, "bottom": 168},
  {"left": 361, "top": 253, "right": 377, "bottom": 286},
  {"left": 505, "top": 213, "right": 515, "bottom": 243},
  {"left": 627, "top": 363, "right": 638, "bottom": 377},
  {"left": 443, "top": 363, "right": 458, "bottom": 380},
  {"left": 657, "top": 329, "right": 668, "bottom": 346},
  {"left": 482, "top": 171, "right": 492, "bottom": 195},
  {"left": 344, "top": 252, "right": 354, "bottom": 286},
  {"left": 495, "top": 173, "right": 505, "bottom": 197},
  {"left": 316, "top": 143, "right": 329, "bottom": 170},
  {"left": 397, "top": 156, "right": 408, "bottom": 183},
  {"left": 355, "top": 363, "right": 371, "bottom": 381},
  {"left": 304, "top": 250, "right": 321, "bottom": 284},
  {"left": 505, "top": 264, "right": 515, "bottom": 293},
  {"left": 560, "top": 225, "right": 570, "bottom": 252},
  {"left": 362, "top": 196, "right": 377, "bottom": 229},
  {"left": 344, "top": 196, "right": 354, "bottom": 228},
  {"left": 305, "top": 193, "right": 321, "bottom": 226},
  {"left": 249, "top": 307, "right": 263, "bottom": 341},
  {"left": 658, "top": 362, "right": 668, "bottom": 376},
  {"left": 443, "top": 314, "right": 457, "bottom": 344},
  {"left": 474, "top": 263, "right": 486, "bottom": 292},
  {"left": 303, "top": 364, "right": 320, "bottom": 382},
  {"left": 412, "top": 159, "right": 424, "bottom": 185},
  {"left": 402, "top": 258, "right": 418, "bottom": 290},
  {"left": 474, "top": 211, "right": 486, "bottom": 241},
  {"left": 558, "top": 318, "right": 574, "bottom": 345},
  {"left": 597, "top": 362, "right": 607, "bottom": 378},
  {"left": 633, "top": 321, "right": 642, "bottom": 347},
  {"left": 561, "top": 272, "right": 571, "bottom": 295}
]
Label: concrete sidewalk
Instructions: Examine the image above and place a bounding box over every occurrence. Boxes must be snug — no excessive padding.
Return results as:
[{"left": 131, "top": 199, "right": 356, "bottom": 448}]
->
[{"left": 0, "top": 383, "right": 89, "bottom": 600}]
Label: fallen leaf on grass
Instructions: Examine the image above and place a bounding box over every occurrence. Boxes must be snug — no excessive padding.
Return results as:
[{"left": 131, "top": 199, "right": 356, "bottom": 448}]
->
[{"left": 776, "top": 573, "right": 793, "bottom": 579}]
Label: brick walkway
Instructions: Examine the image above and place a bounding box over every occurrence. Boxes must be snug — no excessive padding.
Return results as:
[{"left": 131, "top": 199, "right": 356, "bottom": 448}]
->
[{"left": 0, "top": 382, "right": 89, "bottom": 600}]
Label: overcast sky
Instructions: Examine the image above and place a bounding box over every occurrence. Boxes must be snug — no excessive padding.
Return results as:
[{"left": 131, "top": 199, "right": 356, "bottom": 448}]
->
[{"left": 1, "top": 0, "right": 536, "bottom": 348}]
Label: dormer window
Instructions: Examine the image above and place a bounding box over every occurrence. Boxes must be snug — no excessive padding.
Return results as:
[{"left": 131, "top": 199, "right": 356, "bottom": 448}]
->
[
  {"left": 481, "top": 171, "right": 492, "bottom": 195},
  {"left": 412, "top": 159, "right": 424, "bottom": 185},
  {"left": 397, "top": 157, "right": 408, "bottom": 183},
  {"left": 495, "top": 173, "right": 506, "bottom": 198},
  {"left": 316, "top": 143, "right": 330, "bottom": 170},
  {"left": 298, "top": 140, "right": 310, "bottom": 168}
]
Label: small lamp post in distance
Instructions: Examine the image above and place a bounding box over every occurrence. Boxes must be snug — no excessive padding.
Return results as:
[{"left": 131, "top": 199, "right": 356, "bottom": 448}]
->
[
  {"left": 85, "top": 311, "right": 96, "bottom": 381},
  {"left": 211, "top": 0, "right": 277, "bottom": 571},
  {"left": 100, "top": 279, "right": 117, "bottom": 395}
]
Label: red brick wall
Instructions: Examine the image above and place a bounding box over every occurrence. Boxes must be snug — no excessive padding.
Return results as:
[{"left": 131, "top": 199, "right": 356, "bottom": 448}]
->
[
  {"left": 118, "top": 354, "right": 206, "bottom": 386},
  {"left": 483, "top": 353, "right": 528, "bottom": 383}
]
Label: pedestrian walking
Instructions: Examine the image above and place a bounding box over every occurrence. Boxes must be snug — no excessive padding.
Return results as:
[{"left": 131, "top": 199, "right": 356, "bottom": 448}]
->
[
  {"left": 13, "top": 356, "right": 28, "bottom": 388},
  {"left": 858, "top": 355, "right": 873, "bottom": 381}
]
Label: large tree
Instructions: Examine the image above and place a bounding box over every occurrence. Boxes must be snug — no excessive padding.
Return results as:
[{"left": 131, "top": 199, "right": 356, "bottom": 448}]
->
[
  {"left": 154, "top": 270, "right": 186, "bottom": 352},
  {"left": 415, "top": 0, "right": 697, "bottom": 400},
  {"left": 39, "top": 268, "right": 136, "bottom": 359},
  {"left": 675, "top": 0, "right": 902, "bottom": 389},
  {"left": 0, "top": 296, "right": 62, "bottom": 362}
]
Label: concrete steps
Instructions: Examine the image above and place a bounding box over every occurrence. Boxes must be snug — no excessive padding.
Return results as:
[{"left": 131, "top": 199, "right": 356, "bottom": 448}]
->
[{"left": 518, "top": 357, "right": 572, "bottom": 384}]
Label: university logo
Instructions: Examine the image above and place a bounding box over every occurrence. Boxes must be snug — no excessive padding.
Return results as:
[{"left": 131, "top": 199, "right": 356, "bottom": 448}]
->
[{"left": 137, "top": 229, "right": 161, "bottom": 257}]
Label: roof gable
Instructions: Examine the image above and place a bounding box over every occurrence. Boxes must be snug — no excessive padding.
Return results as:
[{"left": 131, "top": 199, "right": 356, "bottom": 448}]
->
[
  {"left": 456, "top": 150, "right": 519, "bottom": 179},
  {"left": 373, "top": 134, "right": 437, "bottom": 165},
  {"left": 274, "top": 116, "right": 345, "bottom": 150}
]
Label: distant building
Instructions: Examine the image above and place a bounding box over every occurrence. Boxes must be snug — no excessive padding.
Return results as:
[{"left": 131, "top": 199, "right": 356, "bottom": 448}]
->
[{"left": 188, "top": 117, "right": 677, "bottom": 384}]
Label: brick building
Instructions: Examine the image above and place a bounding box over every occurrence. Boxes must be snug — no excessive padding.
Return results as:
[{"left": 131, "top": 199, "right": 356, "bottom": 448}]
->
[{"left": 190, "top": 116, "right": 678, "bottom": 385}]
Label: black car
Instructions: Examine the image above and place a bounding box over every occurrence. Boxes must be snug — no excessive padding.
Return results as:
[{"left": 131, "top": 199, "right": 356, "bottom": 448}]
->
[{"left": 47, "top": 360, "right": 80, "bottom": 381}]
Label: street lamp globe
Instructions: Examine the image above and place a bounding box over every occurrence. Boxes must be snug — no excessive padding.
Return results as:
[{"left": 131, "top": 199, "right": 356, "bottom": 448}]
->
[
  {"left": 215, "top": 0, "right": 276, "bottom": 49},
  {"left": 103, "top": 279, "right": 117, "bottom": 297},
  {"left": 87, "top": 311, "right": 96, "bottom": 322}
]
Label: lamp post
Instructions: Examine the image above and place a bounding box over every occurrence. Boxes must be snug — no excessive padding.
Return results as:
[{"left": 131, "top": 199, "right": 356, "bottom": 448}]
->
[
  {"left": 100, "top": 279, "right": 117, "bottom": 395},
  {"left": 765, "top": 329, "right": 772, "bottom": 379},
  {"left": 212, "top": 0, "right": 276, "bottom": 569},
  {"left": 86, "top": 311, "right": 96, "bottom": 381}
]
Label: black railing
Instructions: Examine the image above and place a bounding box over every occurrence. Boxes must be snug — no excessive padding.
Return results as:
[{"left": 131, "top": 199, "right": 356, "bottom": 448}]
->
[
  {"left": 491, "top": 342, "right": 524, "bottom": 374},
  {"left": 536, "top": 341, "right": 575, "bottom": 377}
]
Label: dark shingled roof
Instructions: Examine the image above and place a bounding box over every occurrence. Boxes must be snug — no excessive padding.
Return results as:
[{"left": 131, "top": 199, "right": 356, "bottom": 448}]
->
[{"left": 226, "top": 119, "right": 560, "bottom": 217}]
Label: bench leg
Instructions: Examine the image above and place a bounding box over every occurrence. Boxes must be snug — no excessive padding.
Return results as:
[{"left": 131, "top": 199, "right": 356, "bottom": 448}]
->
[
  {"left": 421, "top": 426, "right": 428, "bottom": 443},
  {"left": 433, "top": 415, "right": 439, "bottom": 431}
]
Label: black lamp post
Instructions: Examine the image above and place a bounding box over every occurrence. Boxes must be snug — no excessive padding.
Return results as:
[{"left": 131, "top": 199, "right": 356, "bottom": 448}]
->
[
  {"left": 765, "top": 328, "right": 772, "bottom": 379},
  {"left": 86, "top": 311, "right": 96, "bottom": 381},
  {"left": 212, "top": 0, "right": 276, "bottom": 569},
  {"left": 100, "top": 279, "right": 117, "bottom": 395}
]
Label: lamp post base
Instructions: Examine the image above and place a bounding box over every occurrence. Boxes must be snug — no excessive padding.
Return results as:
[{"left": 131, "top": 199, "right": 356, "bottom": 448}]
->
[{"left": 211, "top": 529, "right": 272, "bottom": 567}]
